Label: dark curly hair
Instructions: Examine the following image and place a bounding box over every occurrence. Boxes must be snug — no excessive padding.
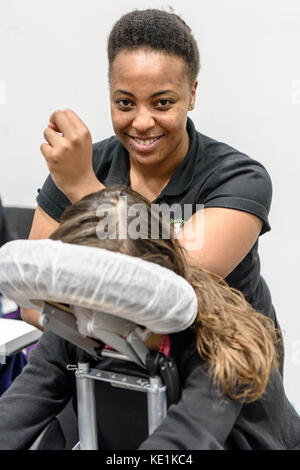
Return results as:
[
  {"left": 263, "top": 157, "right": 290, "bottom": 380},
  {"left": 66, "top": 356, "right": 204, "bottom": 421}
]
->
[{"left": 107, "top": 9, "right": 200, "bottom": 87}]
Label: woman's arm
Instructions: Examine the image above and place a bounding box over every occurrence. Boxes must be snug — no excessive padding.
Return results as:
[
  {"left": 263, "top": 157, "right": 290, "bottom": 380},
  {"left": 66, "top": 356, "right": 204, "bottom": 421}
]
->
[
  {"left": 28, "top": 204, "right": 60, "bottom": 240},
  {"left": 23, "top": 109, "right": 105, "bottom": 327},
  {"left": 0, "top": 330, "right": 75, "bottom": 450},
  {"left": 178, "top": 207, "right": 263, "bottom": 278},
  {"left": 139, "top": 359, "right": 243, "bottom": 450}
]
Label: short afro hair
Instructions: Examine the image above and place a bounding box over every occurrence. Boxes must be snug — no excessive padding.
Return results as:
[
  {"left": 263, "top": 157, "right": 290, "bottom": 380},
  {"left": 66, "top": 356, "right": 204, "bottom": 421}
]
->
[{"left": 107, "top": 9, "right": 200, "bottom": 87}]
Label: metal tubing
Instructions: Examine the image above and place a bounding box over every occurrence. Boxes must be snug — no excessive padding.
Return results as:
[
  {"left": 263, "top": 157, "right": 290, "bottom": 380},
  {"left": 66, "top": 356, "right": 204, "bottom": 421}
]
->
[
  {"left": 76, "top": 363, "right": 99, "bottom": 450},
  {"left": 147, "top": 376, "right": 167, "bottom": 436}
]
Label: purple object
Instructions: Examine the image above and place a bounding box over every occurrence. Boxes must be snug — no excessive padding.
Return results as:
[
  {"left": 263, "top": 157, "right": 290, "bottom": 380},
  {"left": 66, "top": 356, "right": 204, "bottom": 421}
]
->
[
  {"left": 2, "top": 308, "right": 20, "bottom": 320},
  {"left": 25, "top": 343, "right": 37, "bottom": 358}
]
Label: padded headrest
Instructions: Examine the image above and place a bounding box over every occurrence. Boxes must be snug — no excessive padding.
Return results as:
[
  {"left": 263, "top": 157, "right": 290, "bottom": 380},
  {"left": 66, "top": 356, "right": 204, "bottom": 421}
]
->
[{"left": 0, "top": 239, "right": 198, "bottom": 334}]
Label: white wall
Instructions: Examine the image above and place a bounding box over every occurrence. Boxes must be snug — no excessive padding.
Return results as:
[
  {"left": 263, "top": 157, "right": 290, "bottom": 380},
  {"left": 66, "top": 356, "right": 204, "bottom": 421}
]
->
[{"left": 1, "top": 0, "right": 300, "bottom": 412}]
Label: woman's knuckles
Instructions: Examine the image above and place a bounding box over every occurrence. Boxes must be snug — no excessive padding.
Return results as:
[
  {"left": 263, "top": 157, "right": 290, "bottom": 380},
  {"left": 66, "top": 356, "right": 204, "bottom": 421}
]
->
[
  {"left": 70, "top": 134, "right": 82, "bottom": 147},
  {"left": 72, "top": 128, "right": 91, "bottom": 145}
]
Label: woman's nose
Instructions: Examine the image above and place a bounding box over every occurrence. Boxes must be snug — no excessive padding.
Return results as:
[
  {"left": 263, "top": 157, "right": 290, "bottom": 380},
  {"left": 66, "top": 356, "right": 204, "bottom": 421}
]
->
[{"left": 132, "top": 107, "right": 155, "bottom": 134}]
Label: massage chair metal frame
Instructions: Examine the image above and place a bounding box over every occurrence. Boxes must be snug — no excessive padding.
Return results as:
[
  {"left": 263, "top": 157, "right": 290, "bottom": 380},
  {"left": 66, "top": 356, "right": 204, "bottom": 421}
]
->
[{"left": 39, "top": 300, "right": 180, "bottom": 450}]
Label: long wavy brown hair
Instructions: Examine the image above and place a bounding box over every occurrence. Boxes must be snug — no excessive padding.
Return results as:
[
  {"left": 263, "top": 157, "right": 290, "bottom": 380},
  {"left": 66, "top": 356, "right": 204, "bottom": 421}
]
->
[{"left": 50, "top": 185, "right": 279, "bottom": 403}]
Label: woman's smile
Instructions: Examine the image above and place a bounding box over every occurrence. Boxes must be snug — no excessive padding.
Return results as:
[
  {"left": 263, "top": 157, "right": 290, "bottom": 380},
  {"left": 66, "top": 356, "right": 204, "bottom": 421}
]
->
[{"left": 127, "top": 134, "right": 164, "bottom": 153}]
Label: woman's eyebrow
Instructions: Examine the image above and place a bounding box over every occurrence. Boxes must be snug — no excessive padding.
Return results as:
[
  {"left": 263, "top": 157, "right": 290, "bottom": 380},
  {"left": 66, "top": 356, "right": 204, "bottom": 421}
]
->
[
  {"left": 113, "top": 89, "right": 135, "bottom": 97},
  {"left": 151, "top": 90, "right": 179, "bottom": 98},
  {"left": 113, "top": 89, "right": 179, "bottom": 98}
]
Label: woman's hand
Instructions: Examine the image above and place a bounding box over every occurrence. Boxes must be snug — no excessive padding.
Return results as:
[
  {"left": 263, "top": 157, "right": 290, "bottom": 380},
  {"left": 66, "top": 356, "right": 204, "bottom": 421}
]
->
[{"left": 40, "top": 109, "right": 103, "bottom": 202}]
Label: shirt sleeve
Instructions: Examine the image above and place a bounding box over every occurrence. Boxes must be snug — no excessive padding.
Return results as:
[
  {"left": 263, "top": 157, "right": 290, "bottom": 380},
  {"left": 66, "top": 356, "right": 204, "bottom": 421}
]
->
[
  {"left": 138, "top": 359, "right": 243, "bottom": 450},
  {"left": 0, "top": 331, "right": 75, "bottom": 449},
  {"left": 36, "top": 174, "right": 71, "bottom": 223},
  {"left": 202, "top": 158, "right": 273, "bottom": 236}
]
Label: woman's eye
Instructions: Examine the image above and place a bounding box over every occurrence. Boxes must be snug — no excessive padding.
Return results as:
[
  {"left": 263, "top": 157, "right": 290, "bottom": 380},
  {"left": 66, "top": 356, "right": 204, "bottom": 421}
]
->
[
  {"left": 117, "top": 99, "right": 134, "bottom": 109},
  {"left": 156, "top": 99, "right": 173, "bottom": 108}
]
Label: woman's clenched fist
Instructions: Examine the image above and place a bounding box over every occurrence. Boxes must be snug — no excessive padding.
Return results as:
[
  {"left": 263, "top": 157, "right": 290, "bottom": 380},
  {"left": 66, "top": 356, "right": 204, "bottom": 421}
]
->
[{"left": 41, "top": 109, "right": 101, "bottom": 202}]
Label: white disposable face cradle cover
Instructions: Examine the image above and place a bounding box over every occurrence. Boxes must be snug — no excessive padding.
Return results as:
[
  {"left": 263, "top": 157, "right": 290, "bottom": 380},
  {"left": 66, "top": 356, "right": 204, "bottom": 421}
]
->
[{"left": 0, "top": 239, "right": 198, "bottom": 336}]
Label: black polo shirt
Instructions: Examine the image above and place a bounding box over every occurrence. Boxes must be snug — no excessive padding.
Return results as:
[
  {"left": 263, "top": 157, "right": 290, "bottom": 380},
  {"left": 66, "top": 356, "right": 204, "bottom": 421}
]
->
[{"left": 36, "top": 118, "right": 277, "bottom": 325}]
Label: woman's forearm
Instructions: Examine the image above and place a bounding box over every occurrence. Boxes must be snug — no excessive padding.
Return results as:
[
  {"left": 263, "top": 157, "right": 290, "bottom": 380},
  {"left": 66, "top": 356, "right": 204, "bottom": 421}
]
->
[{"left": 20, "top": 307, "right": 44, "bottom": 331}]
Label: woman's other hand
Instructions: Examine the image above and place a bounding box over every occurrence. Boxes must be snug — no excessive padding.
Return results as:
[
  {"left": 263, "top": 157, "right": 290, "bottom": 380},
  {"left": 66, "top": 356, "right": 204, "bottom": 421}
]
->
[{"left": 41, "top": 109, "right": 103, "bottom": 203}]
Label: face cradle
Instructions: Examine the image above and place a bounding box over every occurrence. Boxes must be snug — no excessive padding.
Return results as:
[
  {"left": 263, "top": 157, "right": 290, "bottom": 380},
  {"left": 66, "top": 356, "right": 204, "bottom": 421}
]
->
[{"left": 109, "top": 49, "right": 197, "bottom": 171}]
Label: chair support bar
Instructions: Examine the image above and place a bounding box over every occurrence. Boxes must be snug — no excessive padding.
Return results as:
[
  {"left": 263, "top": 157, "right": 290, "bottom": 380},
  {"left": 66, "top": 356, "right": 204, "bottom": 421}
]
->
[{"left": 75, "top": 362, "right": 167, "bottom": 449}]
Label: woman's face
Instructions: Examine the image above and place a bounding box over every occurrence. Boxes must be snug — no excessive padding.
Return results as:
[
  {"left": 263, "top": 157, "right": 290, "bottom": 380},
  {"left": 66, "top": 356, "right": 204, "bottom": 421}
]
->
[{"left": 109, "top": 49, "right": 197, "bottom": 170}]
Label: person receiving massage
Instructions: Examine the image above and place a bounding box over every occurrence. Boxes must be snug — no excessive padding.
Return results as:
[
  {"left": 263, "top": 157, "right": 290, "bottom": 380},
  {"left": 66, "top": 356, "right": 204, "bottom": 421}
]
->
[
  {"left": 23, "top": 9, "right": 284, "bottom": 373},
  {"left": 0, "top": 185, "right": 299, "bottom": 450}
]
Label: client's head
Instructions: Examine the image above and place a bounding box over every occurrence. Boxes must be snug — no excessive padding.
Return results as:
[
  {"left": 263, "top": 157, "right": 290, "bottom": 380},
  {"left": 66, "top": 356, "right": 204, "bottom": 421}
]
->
[
  {"left": 50, "top": 184, "right": 187, "bottom": 276},
  {"left": 50, "top": 185, "right": 279, "bottom": 403}
]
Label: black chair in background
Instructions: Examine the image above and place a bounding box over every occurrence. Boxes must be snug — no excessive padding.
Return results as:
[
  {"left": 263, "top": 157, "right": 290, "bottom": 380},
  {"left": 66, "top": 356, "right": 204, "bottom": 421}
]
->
[
  {"left": 2, "top": 206, "right": 34, "bottom": 241},
  {"left": 0, "top": 199, "right": 12, "bottom": 247}
]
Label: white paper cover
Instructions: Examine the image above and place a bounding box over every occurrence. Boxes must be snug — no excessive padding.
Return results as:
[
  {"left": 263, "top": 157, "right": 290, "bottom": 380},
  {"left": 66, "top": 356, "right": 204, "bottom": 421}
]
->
[{"left": 0, "top": 239, "right": 198, "bottom": 334}]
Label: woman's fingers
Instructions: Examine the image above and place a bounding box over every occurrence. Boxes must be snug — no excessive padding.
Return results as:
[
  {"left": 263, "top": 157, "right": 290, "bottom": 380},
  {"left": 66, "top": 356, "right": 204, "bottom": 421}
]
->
[
  {"left": 48, "top": 122, "right": 59, "bottom": 132},
  {"left": 43, "top": 126, "right": 63, "bottom": 147},
  {"left": 40, "top": 142, "right": 54, "bottom": 162},
  {"left": 49, "top": 109, "right": 88, "bottom": 133},
  {"left": 64, "top": 109, "right": 88, "bottom": 130},
  {"left": 49, "top": 109, "right": 77, "bottom": 137}
]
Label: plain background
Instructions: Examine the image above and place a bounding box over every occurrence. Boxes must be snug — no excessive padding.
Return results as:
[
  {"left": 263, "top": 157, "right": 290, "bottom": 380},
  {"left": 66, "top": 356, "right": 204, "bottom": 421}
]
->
[{"left": 0, "top": 0, "right": 300, "bottom": 412}]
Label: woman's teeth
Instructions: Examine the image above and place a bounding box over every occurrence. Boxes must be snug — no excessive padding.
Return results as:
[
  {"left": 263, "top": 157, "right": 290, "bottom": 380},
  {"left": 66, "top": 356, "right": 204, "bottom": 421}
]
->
[{"left": 134, "top": 137, "right": 160, "bottom": 146}]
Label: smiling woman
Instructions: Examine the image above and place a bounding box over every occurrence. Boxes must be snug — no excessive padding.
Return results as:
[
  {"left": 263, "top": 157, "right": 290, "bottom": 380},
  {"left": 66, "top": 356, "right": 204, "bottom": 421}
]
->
[
  {"left": 23, "top": 9, "right": 284, "bottom": 376},
  {"left": 109, "top": 49, "right": 195, "bottom": 192}
]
